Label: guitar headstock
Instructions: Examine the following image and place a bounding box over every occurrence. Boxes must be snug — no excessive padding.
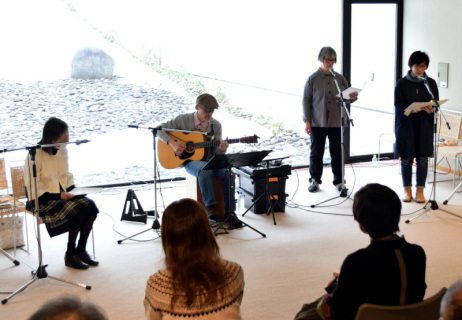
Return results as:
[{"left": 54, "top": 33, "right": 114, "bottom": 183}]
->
[{"left": 239, "top": 135, "right": 259, "bottom": 144}]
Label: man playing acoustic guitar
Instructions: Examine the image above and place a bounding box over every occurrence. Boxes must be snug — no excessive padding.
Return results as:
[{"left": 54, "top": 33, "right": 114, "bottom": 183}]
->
[{"left": 157, "top": 93, "right": 243, "bottom": 229}]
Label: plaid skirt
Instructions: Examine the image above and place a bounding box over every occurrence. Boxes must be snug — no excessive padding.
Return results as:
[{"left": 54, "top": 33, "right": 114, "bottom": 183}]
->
[{"left": 36, "top": 197, "right": 99, "bottom": 238}]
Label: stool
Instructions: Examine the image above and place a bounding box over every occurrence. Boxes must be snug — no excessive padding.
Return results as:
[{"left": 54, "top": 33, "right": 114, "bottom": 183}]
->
[{"left": 186, "top": 174, "right": 226, "bottom": 219}]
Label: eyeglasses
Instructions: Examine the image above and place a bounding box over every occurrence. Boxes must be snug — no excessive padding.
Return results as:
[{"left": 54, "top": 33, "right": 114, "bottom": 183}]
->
[
  {"left": 413, "top": 63, "right": 427, "bottom": 69},
  {"left": 324, "top": 57, "right": 336, "bottom": 63}
]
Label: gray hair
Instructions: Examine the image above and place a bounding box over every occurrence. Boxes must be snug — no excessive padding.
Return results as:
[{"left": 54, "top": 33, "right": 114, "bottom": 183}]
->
[
  {"left": 318, "top": 46, "right": 337, "bottom": 63},
  {"left": 441, "top": 279, "right": 462, "bottom": 320}
]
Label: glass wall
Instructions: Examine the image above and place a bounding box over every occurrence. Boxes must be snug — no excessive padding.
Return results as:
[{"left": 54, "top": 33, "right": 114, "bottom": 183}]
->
[
  {"left": 349, "top": 3, "right": 398, "bottom": 159},
  {"left": 1, "top": 0, "right": 403, "bottom": 187}
]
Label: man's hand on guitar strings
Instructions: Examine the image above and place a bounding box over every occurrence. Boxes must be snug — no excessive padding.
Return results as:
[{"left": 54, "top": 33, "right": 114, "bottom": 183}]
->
[
  {"left": 168, "top": 139, "right": 186, "bottom": 156},
  {"left": 219, "top": 138, "right": 229, "bottom": 152}
]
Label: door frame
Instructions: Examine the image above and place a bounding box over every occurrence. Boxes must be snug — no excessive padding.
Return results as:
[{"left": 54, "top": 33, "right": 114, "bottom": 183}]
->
[{"left": 342, "top": 0, "right": 403, "bottom": 163}]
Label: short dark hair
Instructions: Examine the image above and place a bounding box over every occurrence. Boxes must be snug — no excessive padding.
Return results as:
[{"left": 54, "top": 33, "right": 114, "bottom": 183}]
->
[
  {"left": 353, "top": 183, "right": 401, "bottom": 239},
  {"left": 28, "top": 295, "right": 107, "bottom": 320},
  {"left": 408, "top": 51, "right": 430, "bottom": 69},
  {"left": 39, "top": 117, "right": 68, "bottom": 154},
  {"left": 318, "top": 46, "right": 337, "bottom": 63}
]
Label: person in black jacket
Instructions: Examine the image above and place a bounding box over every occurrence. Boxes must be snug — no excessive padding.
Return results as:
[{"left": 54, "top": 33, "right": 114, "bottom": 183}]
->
[
  {"left": 395, "top": 51, "right": 438, "bottom": 203},
  {"left": 294, "top": 183, "right": 426, "bottom": 320}
]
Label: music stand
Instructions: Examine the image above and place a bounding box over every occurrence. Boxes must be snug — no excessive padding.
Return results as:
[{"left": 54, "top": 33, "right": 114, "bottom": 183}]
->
[
  {"left": 241, "top": 156, "right": 289, "bottom": 225},
  {"left": 202, "top": 151, "right": 270, "bottom": 237}
]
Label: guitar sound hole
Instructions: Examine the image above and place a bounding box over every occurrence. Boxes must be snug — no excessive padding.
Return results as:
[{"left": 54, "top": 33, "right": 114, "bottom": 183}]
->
[{"left": 185, "top": 141, "right": 195, "bottom": 153}]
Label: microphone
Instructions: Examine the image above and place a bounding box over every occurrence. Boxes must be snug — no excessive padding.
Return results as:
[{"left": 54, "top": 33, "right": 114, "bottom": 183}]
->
[
  {"left": 209, "top": 118, "right": 215, "bottom": 139},
  {"left": 76, "top": 139, "right": 90, "bottom": 145},
  {"left": 329, "top": 68, "right": 337, "bottom": 78},
  {"left": 129, "top": 124, "right": 162, "bottom": 130},
  {"left": 417, "top": 75, "right": 428, "bottom": 83}
]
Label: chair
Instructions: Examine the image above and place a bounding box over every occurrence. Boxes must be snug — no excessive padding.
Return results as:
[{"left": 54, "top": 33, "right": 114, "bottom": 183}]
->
[
  {"left": 0, "top": 158, "right": 8, "bottom": 194},
  {"left": 11, "top": 165, "right": 96, "bottom": 258},
  {"left": 436, "top": 113, "right": 462, "bottom": 186},
  {"left": 10, "top": 165, "right": 38, "bottom": 254},
  {"left": 186, "top": 174, "right": 226, "bottom": 219},
  {"left": 355, "top": 287, "right": 447, "bottom": 320},
  {"left": 0, "top": 160, "right": 27, "bottom": 257}
]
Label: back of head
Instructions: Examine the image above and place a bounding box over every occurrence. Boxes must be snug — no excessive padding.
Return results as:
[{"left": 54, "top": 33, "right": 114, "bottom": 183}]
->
[
  {"left": 353, "top": 183, "right": 401, "bottom": 239},
  {"left": 441, "top": 279, "right": 462, "bottom": 320},
  {"left": 161, "top": 198, "right": 224, "bottom": 307},
  {"left": 28, "top": 295, "right": 107, "bottom": 320},
  {"left": 161, "top": 198, "right": 219, "bottom": 268}
]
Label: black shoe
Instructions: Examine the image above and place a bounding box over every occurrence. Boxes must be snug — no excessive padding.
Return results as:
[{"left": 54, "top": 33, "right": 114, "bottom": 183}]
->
[
  {"left": 65, "top": 253, "right": 89, "bottom": 270},
  {"left": 206, "top": 205, "right": 221, "bottom": 221},
  {"left": 308, "top": 180, "right": 319, "bottom": 192},
  {"left": 335, "top": 183, "right": 348, "bottom": 193},
  {"left": 77, "top": 250, "right": 99, "bottom": 266},
  {"left": 226, "top": 213, "right": 244, "bottom": 229}
]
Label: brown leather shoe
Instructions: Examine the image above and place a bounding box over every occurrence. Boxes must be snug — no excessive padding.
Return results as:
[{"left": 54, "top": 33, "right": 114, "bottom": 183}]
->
[
  {"left": 77, "top": 250, "right": 99, "bottom": 266},
  {"left": 402, "top": 187, "right": 412, "bottom": 202},
  {"left": 415, "top": 188, "right": 426, "bottom": 203},
  {"left": 65, "top": 253, "right": 89, "bottom": 270}
]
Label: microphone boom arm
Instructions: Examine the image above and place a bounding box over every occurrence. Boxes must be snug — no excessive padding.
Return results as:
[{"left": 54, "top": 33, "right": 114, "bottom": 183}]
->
[
  {"left": 420, "top": 77, "right": 450, "bottom": 130},
  {"left": 330, "top": 69, "right": 354, "bottom": 127}
]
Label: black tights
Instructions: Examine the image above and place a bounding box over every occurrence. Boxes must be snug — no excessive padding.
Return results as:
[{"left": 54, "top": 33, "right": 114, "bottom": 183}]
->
[{"left": 67, "top": 215, "right": 96, "bottom": 254}]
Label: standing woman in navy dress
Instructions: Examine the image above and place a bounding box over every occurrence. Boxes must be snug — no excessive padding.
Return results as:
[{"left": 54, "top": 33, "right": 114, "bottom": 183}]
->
[
  {"left": 24, "top": 117, "right": 99, "bottom": 269},
  {"left": 394, "top": 51, "right": 438, "bottom": 203}
]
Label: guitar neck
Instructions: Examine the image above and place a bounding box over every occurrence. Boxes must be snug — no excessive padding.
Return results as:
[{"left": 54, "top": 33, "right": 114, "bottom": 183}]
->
[{"left": 196, "top": 138, "right": 241, "bottom": 149}]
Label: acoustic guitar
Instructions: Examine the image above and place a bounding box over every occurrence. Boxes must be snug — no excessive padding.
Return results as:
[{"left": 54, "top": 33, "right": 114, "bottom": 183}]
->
[{"left": 158, "top": 131, "right": 258, "bottom": 169}]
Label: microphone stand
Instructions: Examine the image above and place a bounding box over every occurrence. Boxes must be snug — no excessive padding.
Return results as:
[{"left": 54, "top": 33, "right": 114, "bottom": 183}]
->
[
  {"left": 406, "top": 79, "right": 462, "bottom": 223},
  {"left": 2, "top": 140, "right": 91, "bottom": 305},
  {"left": 0, "top": 249, "right": 20, "bottom": 266},
  {"left": 117, "top": 126, "right": 201, "bottom": 243},
  {"left": 311, "top": 69, "right": 354, "bottom": 207}
]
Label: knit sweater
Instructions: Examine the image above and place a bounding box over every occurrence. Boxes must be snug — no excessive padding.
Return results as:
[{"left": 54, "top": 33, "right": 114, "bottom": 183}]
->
[{"left": 144, "top": 260, "right": 244, "bottom": 320}]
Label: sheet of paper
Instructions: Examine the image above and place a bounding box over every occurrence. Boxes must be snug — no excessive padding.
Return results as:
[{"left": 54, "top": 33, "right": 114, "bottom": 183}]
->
[
  {"left": 69, "top": 188, "right": 101, "bottom": 196},
  {"left": 336, "top": 87, "right": 362, "bottom": 98},
  {"left": 404, "top": 99, "right": 448, "bottom": 116}
]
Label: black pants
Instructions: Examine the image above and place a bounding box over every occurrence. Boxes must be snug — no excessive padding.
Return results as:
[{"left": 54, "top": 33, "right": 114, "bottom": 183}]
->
[{"left": 309, "top": 127, "right": 343, "bottom": 186}]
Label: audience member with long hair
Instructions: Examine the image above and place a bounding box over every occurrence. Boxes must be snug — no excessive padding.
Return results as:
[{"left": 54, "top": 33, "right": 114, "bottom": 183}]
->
[
  {"left": 24, "top": 117, "right": 99, "bottom": 270},
  {"left": 144, "top": 198, "right": 244, "bottom": 319}
]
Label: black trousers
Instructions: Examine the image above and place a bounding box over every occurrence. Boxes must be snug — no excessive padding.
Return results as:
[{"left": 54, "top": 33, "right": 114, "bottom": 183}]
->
[{"left": 309, "top": 127, "right": 343, "bottom": 186}]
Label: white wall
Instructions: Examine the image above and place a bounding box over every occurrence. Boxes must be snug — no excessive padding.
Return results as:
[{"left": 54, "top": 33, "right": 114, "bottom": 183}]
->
[{"left": 403, "top": 0, "right": 462, "bottom": 112}]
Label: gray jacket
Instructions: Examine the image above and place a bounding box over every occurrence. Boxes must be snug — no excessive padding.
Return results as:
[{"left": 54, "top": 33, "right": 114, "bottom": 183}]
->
[
  {"left": 302, "top": 68, "right": 352, "bottom": 128},
  {"left": 157, "top": 112, "right": 224, "bottom": 161}
]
